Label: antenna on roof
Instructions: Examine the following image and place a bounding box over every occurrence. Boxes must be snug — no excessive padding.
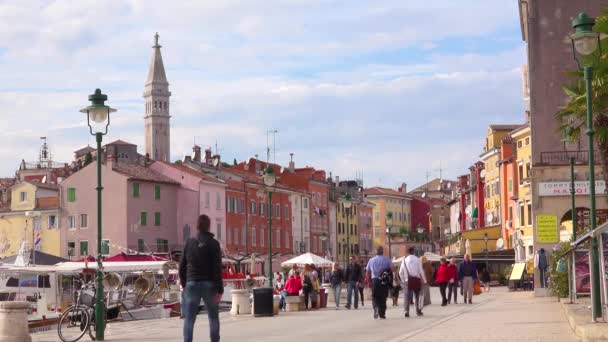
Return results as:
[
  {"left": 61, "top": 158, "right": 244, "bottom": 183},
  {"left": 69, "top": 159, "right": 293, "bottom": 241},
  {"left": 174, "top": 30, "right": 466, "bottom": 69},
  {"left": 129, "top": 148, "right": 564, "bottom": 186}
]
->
[{"left": 435, "top": 161, "right": 444, "bottom": 182}]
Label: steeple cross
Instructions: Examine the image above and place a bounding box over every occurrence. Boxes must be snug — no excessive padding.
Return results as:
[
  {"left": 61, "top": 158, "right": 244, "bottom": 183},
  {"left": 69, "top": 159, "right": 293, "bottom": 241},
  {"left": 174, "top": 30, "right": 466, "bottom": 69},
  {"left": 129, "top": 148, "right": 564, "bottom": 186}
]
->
[{"left": 153, "top": 32, "right": 161, "bottom": 48}]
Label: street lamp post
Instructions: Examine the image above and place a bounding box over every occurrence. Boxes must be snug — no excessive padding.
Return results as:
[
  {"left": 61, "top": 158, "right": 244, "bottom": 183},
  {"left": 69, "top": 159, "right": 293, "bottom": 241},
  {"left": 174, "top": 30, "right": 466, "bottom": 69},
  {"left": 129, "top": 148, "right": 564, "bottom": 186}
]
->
[
  {"left": 570, "top": 12, "right": 602, "bottom": 320},
  {"left": 483, "top": 233, "right": 489, "bottom": 271},
  {"left": 417, "top": 224, "right": 424, "bottom": 256},
  {"left": 386, "top": 212, "right": 393, "bottom": 260},
  {"left": 343, "top": 193, "right": 352, "bottom": 264},
  {"left": 80, "top": 89, "right": 115, "bottom": 341},
  {"left": 263, "top": 165, "right": 276, "bottom": 288}
]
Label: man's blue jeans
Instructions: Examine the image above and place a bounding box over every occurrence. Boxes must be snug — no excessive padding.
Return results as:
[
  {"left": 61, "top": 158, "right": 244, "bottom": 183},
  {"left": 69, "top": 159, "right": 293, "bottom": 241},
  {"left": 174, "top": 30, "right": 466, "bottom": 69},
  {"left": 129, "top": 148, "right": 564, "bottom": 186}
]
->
[
  {"left": 183, "top": 281, "right": 220, "bottom": 342},
  {"left": 347, "top": 281, "right": 359, "bottom": 308}
]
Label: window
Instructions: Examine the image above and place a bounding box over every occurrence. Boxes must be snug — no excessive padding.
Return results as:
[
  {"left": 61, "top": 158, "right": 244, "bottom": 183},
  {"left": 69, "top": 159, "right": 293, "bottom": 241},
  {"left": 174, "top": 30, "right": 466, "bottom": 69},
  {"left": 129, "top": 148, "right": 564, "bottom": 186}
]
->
[
  {"left": 276, "top": 229, "right": 281, "bottom": 247},
  {"left": 67, "top": 241, "right": 75, "bottom": 257},
  {"left": 519, "top": 204, "right": 525, "bottom": 227},
  {"left": 141, "top": 211, "right": 148, "bottom": 226},
  {"left": 155, "top": 185, "right": 161, "bottom": 200},
  {"left": 240, "top": 199, "right": 245, "bottom": 213},
  {"left": 242, "top": 226, "right": 247, "bottom": 246},
  {"left": 79, "top": 241, "right": 89, "bottom": 256},
  {"left": 133, "top": 183, "right": 140, "bottom": 197},
  {"left": 48, "top": 215, "right": 57, "bottom": 229},
  {"left": 216, "top": 192, "right": 221, "bottom": 209},
  {"left": 156, "top": 239, "right": 169, "bottom": 253},
  {"left": 525, "top": 137, "right": 530, "bottom": 146},
  {"left": 205, "top": 192, "right": 210, "bottom": 208},
  {"left": 260, "top": 202, "right": 266, "bottom": 216},
  {"left": 518, "top": 165, "right": 524, "bottom": 185},
  {"left": 374, "top": 226, "right": 380, "bottom": 237},
  {"left": 276, "top": 204, "right": 281, "bottom": 218},
  {"left": 68, "top": 216, "right": 77, "bottom": 230},
  {"left": 216, "top": 223, "right": 222, "bottom": 240},
  {"left": 67, "top": 188, "right": 76, "bottom": 202},
  {"left": 154, "top": 212, "right": 161, "bottom": 226},
  {"left": 250, "top": 201, "right": 257, "bottom": 215},
  {"left": 285, "top": 231, "right": 289, "bottom": 249},
  {"left": 525, "top": 162, "right": 531, "bottom": 180},
  {"left": 101, "top": 239, "right": 110, "bottom": 256},
  {"left": 285, "top": 206, "right": 289, "bottom": 219},
  {"left": 508, "top": 180, "right": 513, "bottom": 192},
  {"left": 374, "top": 212, "right": 379, "bottom": 221},
  {"left": 80, "top": 214, "right": 88, "bottom": 229},
  {"left": 508, "top": 206, "right": 513, "bottom": 221},
  {"left": 20, "top": 191, "right": 27, "bottom": 202},
  {"left": 33, "top": 217, "right": 41, "bottom": 231},
  {"left": 252, "top": 228, "right": 257, "bottom": 246},
  {"left": 260, "top": 228, "right": 265, "bottom": 247},
  {"left": 517, "top": 140, "right": 522, "bottom": 148},
  {"left": 526, "top": 202, "right": 532, "bottom": 226},
  {"left": 303, "top": 198, "right": 308, "bottom": 209},
  {"left": 138, "top": 239, "right": 145, "bottom": 253}
]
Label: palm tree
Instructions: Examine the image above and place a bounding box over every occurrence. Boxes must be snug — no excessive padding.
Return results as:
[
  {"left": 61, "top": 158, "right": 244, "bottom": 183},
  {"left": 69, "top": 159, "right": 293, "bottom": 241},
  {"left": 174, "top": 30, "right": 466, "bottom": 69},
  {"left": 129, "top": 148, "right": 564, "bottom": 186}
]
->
[{"left": 557, "top": 11, "right": 608, "bottom": 183}]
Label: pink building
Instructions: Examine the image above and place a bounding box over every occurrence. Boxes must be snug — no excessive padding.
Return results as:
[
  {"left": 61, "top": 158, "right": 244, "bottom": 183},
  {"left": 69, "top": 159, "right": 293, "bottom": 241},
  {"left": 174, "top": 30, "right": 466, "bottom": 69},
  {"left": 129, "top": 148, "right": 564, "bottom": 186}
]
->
[
  {"left": 150, "top": 161, "right": 226, "bottom": 249},
  {"left": 59, "top": 155, "right": 179, "bottom": 259}
]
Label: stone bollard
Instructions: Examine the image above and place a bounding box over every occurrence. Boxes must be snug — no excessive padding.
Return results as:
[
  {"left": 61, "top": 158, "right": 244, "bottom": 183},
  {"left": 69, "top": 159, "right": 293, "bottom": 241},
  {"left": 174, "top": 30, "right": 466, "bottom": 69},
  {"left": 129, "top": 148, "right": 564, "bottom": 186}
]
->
[
  {"left": 0, "top": 301, "right": 31, "bottom": 342},
  {"left": 230, "top": 289, "right": 251, "bottom": 315}
]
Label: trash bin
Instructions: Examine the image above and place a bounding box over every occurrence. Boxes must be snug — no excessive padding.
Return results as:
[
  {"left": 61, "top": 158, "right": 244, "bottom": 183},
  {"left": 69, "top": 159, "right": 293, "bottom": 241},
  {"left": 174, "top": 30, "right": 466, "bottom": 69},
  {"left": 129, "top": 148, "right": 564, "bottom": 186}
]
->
[
  {"left": 252, "top": 287, "right": 274, "bottom": 317},
  {"left": 319, "top": 288, "right": 326, "bottom": 308}
]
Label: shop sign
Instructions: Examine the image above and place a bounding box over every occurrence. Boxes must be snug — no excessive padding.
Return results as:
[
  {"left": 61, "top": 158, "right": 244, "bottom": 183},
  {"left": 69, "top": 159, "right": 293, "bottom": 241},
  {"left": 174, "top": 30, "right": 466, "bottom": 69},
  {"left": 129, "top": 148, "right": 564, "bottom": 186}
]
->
[
  {"left": 538, "top": 181, "right": 606, "bottom": 196},
  {"left": 536, "top": 215, "right": 558, "bottom": 243}
]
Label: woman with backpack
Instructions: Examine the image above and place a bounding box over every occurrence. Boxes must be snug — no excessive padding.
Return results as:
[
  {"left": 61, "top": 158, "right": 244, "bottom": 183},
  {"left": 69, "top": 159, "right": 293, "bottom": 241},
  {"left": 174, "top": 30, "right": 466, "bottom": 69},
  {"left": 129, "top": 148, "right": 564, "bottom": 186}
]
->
[{"left": 301, "top": 264, "right": 313, "bottom": 310}]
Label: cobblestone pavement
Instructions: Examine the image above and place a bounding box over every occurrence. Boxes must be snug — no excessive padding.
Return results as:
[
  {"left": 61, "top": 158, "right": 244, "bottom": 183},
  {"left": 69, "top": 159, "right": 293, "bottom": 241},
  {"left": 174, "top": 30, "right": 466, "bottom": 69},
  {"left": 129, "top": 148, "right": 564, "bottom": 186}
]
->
[{"left": 33, "top": 287, "right": 577, "bottom": 342}]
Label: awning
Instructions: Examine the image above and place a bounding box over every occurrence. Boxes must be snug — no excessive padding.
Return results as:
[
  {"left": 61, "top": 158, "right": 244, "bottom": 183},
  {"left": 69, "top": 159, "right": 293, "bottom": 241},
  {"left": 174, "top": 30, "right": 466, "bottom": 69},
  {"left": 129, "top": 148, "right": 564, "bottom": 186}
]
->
[{"left": 281, "top": 253, "right": 334, "bottom": 268}]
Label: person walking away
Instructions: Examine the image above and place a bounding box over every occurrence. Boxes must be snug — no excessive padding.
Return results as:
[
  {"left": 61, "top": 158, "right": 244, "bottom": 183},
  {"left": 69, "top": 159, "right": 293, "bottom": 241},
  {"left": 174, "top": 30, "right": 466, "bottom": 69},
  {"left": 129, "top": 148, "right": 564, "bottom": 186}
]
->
[
  {"left": 447, "top": 258, "right": 458, "bottom": 304},
  {"left": 330, "top": 263, "right": 344, "bottom": 309},
  {"left": 345, "top": 256, "right": 362, "bottom": 309},
  {"left": 301, "top": 264, "right": 313, "bottom": 310},
  {"left": 274, "top": 273, "right": 286, "bottom": 311},
  {"left": 366, "top": 246, "right": 393, "bottom": 319},
  {"left": 421, "top": 256, "right": 433, "bottom": 306},
  {"left": 535, "top": 248, "right": 548, "bottom": 288},
  {"left": 285, "top": 271, "right": 302, "bottom": 296},
  {"left": 391, "top": 265, "right": 402, "bottom": 307},
  {"left": 399, "top": 247, "right": 427, "bottom": 317},
  {"left": 310, "top": 264, "right": 320, "bottom": 309},
  {"left": 458, "top": 254, "right": 478, "bottom": 304},
  {"left": 481, "top": 268, "right": 491, "bottom": 292},
  {"left": 180, "top": 215, "right": 223, "bottom": 342},
  {"left": 359, "top": 259, "right": 366, "bottom": 306}
]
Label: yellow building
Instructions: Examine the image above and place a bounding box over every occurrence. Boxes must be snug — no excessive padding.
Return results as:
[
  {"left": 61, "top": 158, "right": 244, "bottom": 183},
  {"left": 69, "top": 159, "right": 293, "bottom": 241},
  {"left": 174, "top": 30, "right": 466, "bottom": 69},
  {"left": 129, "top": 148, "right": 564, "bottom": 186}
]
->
[
  {"left": 336, "top": 197, "right": 359, "bottom": 265},
  {"left": 0, "top": 182, "right": 60, "bottom": 258},
  {"left": 511, "top": 124, "right": 533, "bottom": 269},
  {"left": 460, "top": 226, "right": 502, "bottom": 255},
  {"left": 480, "top": 125, "right": 521, "bottom": 228},
  {"left": 364, "top": 187, "right": 411, "bottom": 258}
]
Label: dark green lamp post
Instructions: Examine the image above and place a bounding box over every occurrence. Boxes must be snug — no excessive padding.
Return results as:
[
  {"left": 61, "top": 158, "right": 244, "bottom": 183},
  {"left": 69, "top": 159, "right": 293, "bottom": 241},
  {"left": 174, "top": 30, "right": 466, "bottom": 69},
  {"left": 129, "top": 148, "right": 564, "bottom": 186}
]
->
[
  {"left": 80, "top": 89, "right": 115, "bottom": 341},
  {"left": 386, "top": 212, "right": 393, "bottom": 260},
  {"left": 570, "top": 12, "right": 602, "bottom": 321},
  {"left": 263, "top": 165, "right": 276, "bottom": 288},
  {"left": 343, "top": 193, "right": 352, "bottom": 263}
]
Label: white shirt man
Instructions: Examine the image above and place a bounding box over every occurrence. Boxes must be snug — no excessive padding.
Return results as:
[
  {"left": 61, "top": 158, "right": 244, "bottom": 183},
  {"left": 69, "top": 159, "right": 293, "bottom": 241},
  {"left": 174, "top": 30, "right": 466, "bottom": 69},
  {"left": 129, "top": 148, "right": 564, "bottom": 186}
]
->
[{"left": 399, "top": 248, "right": 426, "bottom": 317}]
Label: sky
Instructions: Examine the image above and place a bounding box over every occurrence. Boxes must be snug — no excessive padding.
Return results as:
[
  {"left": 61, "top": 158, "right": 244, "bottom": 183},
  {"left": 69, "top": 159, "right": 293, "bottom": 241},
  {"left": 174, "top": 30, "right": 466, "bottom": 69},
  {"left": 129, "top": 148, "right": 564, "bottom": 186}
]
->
[{"left": 0, "top": 0, "right": 526, "bottom": 189}]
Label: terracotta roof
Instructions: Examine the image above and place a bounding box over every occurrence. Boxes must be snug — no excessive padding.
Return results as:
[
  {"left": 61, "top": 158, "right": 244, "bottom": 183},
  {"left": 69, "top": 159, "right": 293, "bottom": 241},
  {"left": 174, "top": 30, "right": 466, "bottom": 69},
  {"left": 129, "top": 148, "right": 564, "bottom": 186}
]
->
[
  {"left": 105, "top": 140, "right": 136, "bottom": 147},
  {"left": 410, "top": 178, "right": 458, "bottom": 194},
  {"left": 74, "top": 145, "right": 95, "bottom": 156},
  {"left": 364, "top": 187, "right": 409, "bottom": 197},
  {"left": 112, "top": 163, "right": 179, "bottom": 185},
  {"left": 19, "top": 181, "right": 59, "bottom": 191},
  {"left": 489, "top": 124, "right": 522, "bottom": 131},
  {"left": 36, "top": 197, "right": 59, "bottom": 209},
  {"left": 155, "top": 161, "right": 224, "bottom": 185}
]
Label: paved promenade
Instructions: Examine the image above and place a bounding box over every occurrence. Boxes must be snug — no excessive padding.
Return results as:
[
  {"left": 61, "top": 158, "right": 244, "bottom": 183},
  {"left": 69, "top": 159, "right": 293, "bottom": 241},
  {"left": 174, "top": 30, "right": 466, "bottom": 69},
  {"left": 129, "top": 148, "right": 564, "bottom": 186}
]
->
[{"left": 32, "top": 287, "right": 576, "bottom": 342}]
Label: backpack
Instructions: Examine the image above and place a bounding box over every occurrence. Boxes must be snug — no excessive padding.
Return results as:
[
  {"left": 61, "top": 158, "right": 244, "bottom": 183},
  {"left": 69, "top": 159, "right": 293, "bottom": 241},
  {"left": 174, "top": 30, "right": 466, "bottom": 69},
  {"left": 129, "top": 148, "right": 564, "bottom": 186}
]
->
[
  {"left": 303, "top": 274, "right": 312, "bottom": 292},
  {"left": 379, "top": 270, "right": 393, "bottom": 288}
]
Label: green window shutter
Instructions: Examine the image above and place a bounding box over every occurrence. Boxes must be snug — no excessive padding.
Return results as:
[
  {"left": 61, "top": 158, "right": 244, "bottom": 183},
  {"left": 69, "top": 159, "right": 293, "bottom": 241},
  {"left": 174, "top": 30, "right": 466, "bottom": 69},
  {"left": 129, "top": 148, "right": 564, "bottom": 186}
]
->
[
  {"left": 156, "top": 239, "right": 168, "bottom": 253},
  {"left": 68, "top": 188, "right": 76, "bottom": 202},
  {"left": 155, "top": 185, "right": 161, "bottom": 200},
  {"left": 155, "top": 212, "right": 161, "bottom": 226},
  {"left": 133, "top": 183, "right": 140, "bottom": 197},
  {"left": 80, "top": 241, "right": 88, "bottom": 256},
  {"left": 101, "top": 240, "right": 110, "bottom": 255},
  {"left": 141, "top": 211, "right": 147, "bottom": 226},
  {"left": 138, "top": 239, "right": 145, "bottom": 253}
]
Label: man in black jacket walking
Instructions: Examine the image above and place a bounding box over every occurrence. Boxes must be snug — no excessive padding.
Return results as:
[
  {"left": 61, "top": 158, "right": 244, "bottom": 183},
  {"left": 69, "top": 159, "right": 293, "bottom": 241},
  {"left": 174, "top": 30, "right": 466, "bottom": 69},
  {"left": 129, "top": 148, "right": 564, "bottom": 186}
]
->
[
  {"left": 345, "top": 256, "right": 362, "bottom": 309},
  {"left": 180, "top": 215, "right": 223, "bottom": 342}
]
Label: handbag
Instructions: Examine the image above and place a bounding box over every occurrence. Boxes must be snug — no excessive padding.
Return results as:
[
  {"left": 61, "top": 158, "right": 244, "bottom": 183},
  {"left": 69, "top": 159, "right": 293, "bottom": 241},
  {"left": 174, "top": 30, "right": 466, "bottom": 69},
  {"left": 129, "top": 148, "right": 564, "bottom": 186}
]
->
[
  {"left": 404, "top": 261, "right": 421, "bottom": 291},
  {"left": 473, "top": 280, "right": 482, "bottom": 295}
]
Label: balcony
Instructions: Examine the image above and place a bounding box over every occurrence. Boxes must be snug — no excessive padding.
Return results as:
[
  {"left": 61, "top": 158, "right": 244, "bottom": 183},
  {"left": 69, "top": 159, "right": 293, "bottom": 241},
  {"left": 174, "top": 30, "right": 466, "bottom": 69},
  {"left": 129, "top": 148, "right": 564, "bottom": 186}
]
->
[{"left": 539, "top": 150, "right": 600, "bottom": 166}]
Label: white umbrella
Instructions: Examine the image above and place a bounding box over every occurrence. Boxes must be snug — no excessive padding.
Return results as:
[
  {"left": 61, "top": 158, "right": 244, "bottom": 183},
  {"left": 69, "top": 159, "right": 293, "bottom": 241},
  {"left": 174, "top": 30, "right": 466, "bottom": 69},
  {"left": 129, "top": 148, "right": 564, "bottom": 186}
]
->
[{"left": 281, "top": 253, "right": 334, "bottom": 268}]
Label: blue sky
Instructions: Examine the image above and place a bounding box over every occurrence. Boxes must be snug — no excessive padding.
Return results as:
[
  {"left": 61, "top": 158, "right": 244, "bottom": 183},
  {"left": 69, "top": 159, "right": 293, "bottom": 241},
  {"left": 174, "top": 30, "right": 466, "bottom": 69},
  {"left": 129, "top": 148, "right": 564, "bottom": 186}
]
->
[{"left": 0, "top": 0, "right": 525, "bottom": 189}]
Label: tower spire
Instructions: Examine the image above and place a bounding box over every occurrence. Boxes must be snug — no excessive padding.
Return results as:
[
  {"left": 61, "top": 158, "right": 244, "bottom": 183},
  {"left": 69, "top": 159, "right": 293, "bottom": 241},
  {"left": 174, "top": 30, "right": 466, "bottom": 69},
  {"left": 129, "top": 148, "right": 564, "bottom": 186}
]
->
[{"left": 153, "top": 32, "right": 161, "bottom": 48}]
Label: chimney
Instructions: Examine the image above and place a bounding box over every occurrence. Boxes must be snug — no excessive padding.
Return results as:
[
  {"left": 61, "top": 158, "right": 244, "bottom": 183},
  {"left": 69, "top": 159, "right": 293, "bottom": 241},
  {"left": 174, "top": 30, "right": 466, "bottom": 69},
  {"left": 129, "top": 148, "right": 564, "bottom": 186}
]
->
[
  {"left": 204, "top": 148, "right": 212, "bottom": 165},
  {"left": 185, "top": 155, "right": 192, "bottom": 162},
  {"left": 335, "top": 176, "right": 340, "bottom": 187},
  {"left": 400, "top": 182, "right": 407, "bottom": 194},
  {"left": 193, "top": 145, "right": 202, "bottom": 162},
  {"left": 288, "top": 153, "right": 295, "bottom": 172}
]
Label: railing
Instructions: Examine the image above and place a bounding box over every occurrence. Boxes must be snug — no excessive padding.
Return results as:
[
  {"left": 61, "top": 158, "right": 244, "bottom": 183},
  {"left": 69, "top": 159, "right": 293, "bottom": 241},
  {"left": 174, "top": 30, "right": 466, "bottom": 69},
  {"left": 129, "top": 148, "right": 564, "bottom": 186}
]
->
[{"left": 539, "top": 150, "right": 600, "bottom": 165}]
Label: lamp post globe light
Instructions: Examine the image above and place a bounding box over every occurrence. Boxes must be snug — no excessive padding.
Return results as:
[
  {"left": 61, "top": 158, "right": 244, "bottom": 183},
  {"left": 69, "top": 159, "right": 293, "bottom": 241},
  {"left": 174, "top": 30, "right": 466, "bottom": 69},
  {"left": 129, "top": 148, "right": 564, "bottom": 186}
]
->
[
  {"left": 80, "top": 89, "right": 115, "bottom": 341},
  {"left": 263, "top": 165, "right": 276, "bottom": 288},
  {"left": 570, "top": 12, "right": 602, "bottom": 320},
  {"left": 343, "top": 193, "right": 352, "bottom": 264},
  {"left": 386, "top": 212, "right": 393, "bottom": 260}
]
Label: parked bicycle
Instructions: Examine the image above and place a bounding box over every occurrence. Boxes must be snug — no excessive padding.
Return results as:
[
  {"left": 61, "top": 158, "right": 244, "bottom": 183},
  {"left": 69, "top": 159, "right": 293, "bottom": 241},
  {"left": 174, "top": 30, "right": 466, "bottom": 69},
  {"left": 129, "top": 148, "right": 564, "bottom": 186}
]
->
[{"left": 57, "top": 280, "right": 105, "bottom": 342}]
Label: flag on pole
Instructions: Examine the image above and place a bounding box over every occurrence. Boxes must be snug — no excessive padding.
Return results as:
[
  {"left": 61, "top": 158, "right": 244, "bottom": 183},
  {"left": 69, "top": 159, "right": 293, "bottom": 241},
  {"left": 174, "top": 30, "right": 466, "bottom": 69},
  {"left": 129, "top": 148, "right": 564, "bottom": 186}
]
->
[{"left": 34, "top": 233, "right": 41, "bottom": 247}]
